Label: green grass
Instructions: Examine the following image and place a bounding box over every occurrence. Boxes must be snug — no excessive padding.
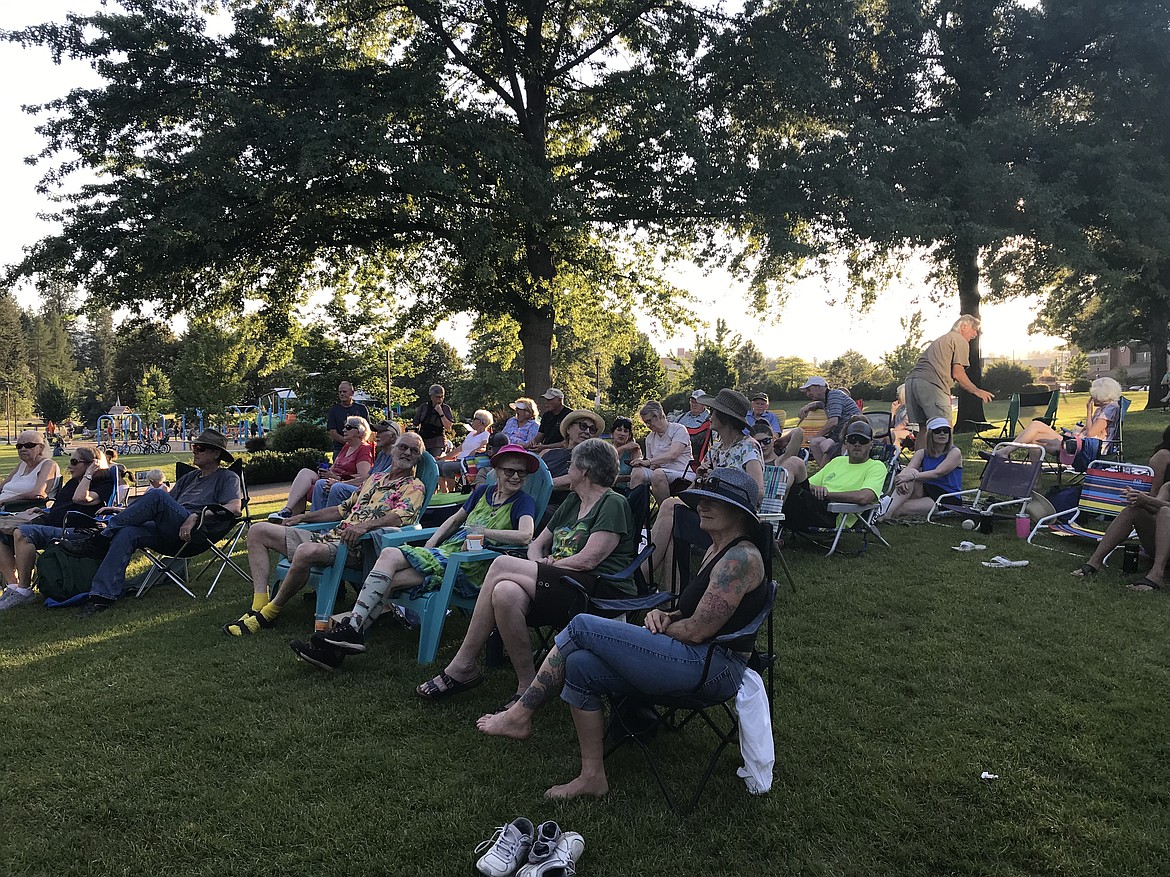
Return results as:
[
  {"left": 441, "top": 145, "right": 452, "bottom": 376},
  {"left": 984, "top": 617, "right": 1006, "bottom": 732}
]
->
[{"left": 2, "top": 413, "right": 1169, "bottom": 876}]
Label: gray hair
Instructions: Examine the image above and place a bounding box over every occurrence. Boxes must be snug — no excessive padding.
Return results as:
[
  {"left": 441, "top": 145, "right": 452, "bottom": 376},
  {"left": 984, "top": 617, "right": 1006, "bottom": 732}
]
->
[
  {"left": 1090, "top": 376, "right": 1122, "bottom": 405},
  {"left": 571, "top": 438, "right": 620, "bottom": 488},
  {"left": 896, "top": 383, "right": 906, "bottom": 404},
  {"left": 952, "top": 314, "right": 981, "bottom": 332},
  {"left": 146, "top": 468, "right": 166, "bottom": 484},
  {"left": 345, "top": 416, "right": 371, "bottom": 440},
  {"left": 472, "top": 409, "right": 494, "bottom": 427},
  {"left": 429, "top": 384, "right": 445, "bottom": 396},
  {"left": 16, "top": 430, "right": 45, "bottom": 447},
  {"left": 638, "top": 400, "right": 665, "bottom": 419}
]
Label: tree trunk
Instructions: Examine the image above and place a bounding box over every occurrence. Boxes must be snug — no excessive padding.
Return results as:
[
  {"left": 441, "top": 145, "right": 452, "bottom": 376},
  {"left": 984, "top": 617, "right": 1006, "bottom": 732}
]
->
[
  {"left": 1148, "top": 317, "right": 1168, "bottom": 409},
  {"left": 518, "top": 234, "right": 557, "bottom": 395},
  {"left": 953, "top": 239, "right": 987, "bottom": 431}
]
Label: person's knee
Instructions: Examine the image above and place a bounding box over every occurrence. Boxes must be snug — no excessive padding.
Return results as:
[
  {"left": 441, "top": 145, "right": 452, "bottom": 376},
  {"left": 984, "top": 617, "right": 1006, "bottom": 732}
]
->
[
  {"left": 290, "top": 544, "right": 328, "bottom": 570},
  {"left": 492, "top": 579, "right": 530, "bottom": 614}
]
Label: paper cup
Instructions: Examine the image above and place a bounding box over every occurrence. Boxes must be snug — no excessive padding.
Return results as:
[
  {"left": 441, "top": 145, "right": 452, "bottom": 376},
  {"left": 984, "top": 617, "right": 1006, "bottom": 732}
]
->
[{"left": 466, "top": 534, "right": 484, "bottom": 550}]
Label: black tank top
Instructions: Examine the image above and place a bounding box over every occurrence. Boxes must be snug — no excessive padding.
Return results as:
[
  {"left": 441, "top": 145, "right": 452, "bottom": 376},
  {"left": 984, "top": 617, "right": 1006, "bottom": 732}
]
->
[{"left": 676, "top": 534, "right": 767, "bottom": 653}]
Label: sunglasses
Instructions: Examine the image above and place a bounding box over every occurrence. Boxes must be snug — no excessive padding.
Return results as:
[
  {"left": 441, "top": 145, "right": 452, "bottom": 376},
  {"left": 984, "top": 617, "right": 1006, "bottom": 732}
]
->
[
  {"left": 844, "top": 435, "right": 872, "bottom": 445},
  {"left": 755, "top": 437, "right": 773, "bottom": 446},
  {"left": 514, "top": 405, "right": 530, "bottom": 412},
  {"left": 574, "top": 422, "right": 597, "bottom": 433},
  {"left": 192, "top": 443, "right": 213, "bottom": 452},
  {"left": 931, "top": 427, "right": 952, "bottom": 435},
  {"left": 343, "top": 423, "right": 361, "bottom": 431},
  {"left": 694, "top": 475, "right": 753, "bottom": 508},
  {"left": 497, "top": 466, "right": 528, "bottom": 479},
  {"left": 69, "top": 458, "right": 86, "bottom": 466},
  {"left": 15, "top": 443, "right": 41, "bottom": 450}
]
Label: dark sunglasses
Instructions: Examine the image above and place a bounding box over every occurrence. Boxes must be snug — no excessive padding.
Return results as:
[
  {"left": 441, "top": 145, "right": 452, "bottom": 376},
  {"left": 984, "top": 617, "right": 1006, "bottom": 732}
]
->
[
  {"left": 15, "top": 443, "right": 41, "bottom": 450},
  {"left": 931, "top": 427, "right": 952, "bottom": 435},
  {"left": 695, "top": 475, "right": 753, "bottom": 508},
  {"left": 343, "top": 423, "right": 361, "bottom": 431},
  {"left": 69, "top": 458, "right": 85, "bottom": 466},
  {"left": 574, "top": 422, "right": 597, "bottom": 433},
  {"left": 755, "top": 437, "right": 773, "bottom": 446},
  {"left": 844, "top": 435, "right": 872, "bottom": 445},
  {"left": 497, "top": 466, "right": 528, "bottom": 479},
  {"left": 192, "top": 443, "right": 213, "bottom": 452}
]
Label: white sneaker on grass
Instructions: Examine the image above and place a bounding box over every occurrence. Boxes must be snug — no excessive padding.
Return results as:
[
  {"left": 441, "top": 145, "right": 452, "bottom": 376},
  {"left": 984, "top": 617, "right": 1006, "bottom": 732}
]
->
[
  {"left": 475, "top": 817, "right": 535, "bottom": 877},
  {"left": 517, "top": 831, "right": 585, "bottom": 877}
]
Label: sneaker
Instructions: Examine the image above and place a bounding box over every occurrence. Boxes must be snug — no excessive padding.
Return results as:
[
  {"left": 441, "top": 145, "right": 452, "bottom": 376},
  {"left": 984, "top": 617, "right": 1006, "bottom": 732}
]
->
[
  {"left": 528, "top": 822, "right": 562, "bottom": 863},
  {"left": 0, "top": 587, "right": 38, "bottom": 610},
  {"left": 60, "top": 535, "right": 110, "bottom": 558},
  {"left": 475, "top": 817, "right": 535, "bottom": 877},
  {"left": 267, "top": 509, "right": 293, "bottom": 524},
  {"left": 318, "top": 619, "right": 367, "bottom": 653},
  {"left": 290, "top": 639, "right": 345, "bottom": 671},
  {"left": 517, "top": 832, "right": 584, "bottom": 877}
]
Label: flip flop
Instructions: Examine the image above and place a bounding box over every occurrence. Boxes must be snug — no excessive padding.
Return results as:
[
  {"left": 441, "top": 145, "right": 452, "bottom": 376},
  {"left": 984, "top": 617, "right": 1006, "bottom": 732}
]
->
[
  {"left": 415, "top": 670, "right": 484, "bottom": 702},
  {"left": 982, "top": 556, "right": 1030, "bottom": 568},
  {"left": 1070, "top": 563, "right": 1099, "bottom": 578},
  {"left": 952, "top": 541, "right": 987, "bottom": 551},
  {"left": 1126, "top": 577, "right": 1161, "bottom": 592}
]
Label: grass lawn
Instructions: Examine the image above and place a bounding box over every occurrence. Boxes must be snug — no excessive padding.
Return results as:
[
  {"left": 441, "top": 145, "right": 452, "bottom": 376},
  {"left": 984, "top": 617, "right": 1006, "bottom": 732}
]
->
[{"left": 1, "top": 409, "right": 1168, "bottom": 876}]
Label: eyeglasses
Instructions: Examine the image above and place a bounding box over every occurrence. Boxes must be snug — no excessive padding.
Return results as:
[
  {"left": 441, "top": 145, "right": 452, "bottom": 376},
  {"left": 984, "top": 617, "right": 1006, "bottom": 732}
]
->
[
  {"left": 69, "top": 458, "right": 84, "bottom": 466},
  {"left": 497, "top": 466, "right": 528, "bottom": 479},
  {"left": 844, "top": 435, "right": 872, "bottom": 445},
  {"left": 15, "top": 443, "right": 41, "bottom": 450},
  {"left": 396, "top": 445, "right": 421, "bottom": 456},
  {"left": 192, "top": 444, "right": 212, "bottom": 452},
  {"left": 694, "top": 475, "right": 753, "bottom": 508},
  {"left": 574, "top": 422, "right": 597, "bottom": 434}
]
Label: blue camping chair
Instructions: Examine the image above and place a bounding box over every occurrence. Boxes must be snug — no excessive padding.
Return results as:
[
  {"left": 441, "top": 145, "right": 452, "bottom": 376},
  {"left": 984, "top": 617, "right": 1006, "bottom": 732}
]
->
[
  {"left": 390, "top": 459, "right": 553, "bottom": 663},
  {"left": 269, "top": 453, "right": 439, "bottom": 627}
]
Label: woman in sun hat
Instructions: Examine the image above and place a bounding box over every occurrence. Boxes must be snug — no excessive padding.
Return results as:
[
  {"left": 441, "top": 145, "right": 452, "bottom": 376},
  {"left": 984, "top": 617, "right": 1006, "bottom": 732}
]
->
[{"left": 474, "top": 467, "right": 768, "bottom": 800}]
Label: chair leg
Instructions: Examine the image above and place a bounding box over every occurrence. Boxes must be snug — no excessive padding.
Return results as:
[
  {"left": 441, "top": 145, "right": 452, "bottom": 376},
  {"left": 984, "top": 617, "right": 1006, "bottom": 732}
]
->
[{"left": 776, "top": 550, "right": 796, "bottom": 593}]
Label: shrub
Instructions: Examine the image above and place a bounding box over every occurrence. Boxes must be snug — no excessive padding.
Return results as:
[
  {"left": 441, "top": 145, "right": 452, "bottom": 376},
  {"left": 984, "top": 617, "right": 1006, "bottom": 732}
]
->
[
  {"left": 850, "top": 381, "right": 886, "bottom": 404},
  {"left": 1020, "top": 384, "right": 1053, "bottom": 394},
  {"left": 1071, "top": 378, "right": 1092, "bottom": 393},
  {"left": 265, "top": 420, "right": 331, "bottom": 452},
  {"left": 982, "top": 363, "right": 1034, "bottom": 397},
  {"left": 239, "top": 450, "right": 329, "bottom": 484},
  {"left": 245, "top": 436, "right": 268, "bottom": 452}
]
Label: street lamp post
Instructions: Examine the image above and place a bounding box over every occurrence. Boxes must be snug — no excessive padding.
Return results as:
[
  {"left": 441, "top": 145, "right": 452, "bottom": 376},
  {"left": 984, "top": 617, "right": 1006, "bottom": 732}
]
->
[
  {"left": 1, "top": 382, "right": 10, "bottom": 444},
  {"left": 594, "top": 355, "right": 601, "bottom": 410}
]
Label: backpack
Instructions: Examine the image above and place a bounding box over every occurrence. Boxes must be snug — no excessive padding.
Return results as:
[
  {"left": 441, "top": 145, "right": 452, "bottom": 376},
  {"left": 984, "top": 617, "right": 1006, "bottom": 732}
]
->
[{"left": 35, "top": 544, "right": 102, "bottom": 602}]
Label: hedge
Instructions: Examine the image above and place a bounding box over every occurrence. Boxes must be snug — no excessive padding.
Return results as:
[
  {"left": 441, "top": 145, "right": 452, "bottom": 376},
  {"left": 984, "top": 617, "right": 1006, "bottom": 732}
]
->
[{"left": 238, "top": 449, "right": 330, "bottom": 485}]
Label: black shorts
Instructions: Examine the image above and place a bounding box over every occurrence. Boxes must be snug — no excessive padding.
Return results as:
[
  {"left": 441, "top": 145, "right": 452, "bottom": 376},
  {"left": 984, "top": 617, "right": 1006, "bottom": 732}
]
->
[
  {"left": 923, "top": 483, "right": 947, "bottom": 501},
  {"left": 782, "top": 481, "right": 838, "bottom": 531},
  {"left": 527, "top": 563, "right": 629, "bottom": 628}
]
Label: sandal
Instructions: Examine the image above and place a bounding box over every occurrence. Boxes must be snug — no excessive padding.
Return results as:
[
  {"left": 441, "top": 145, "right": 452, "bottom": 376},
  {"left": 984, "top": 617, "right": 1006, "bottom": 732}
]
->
[
  {"left": 1070, "top": 563, "right": 1099, "bottom": 578},
  {"left": 222, "top": 610, "right": 275, "bottom": 637},
  {"left": 1126, "top": 577, "right": 1162, "bottom": 592},
  {"left": 415, "top": 670, "right": 484, "bottom": 701},
  {"left": 491, "top": 693, "right": 522, "bottom": 714}
]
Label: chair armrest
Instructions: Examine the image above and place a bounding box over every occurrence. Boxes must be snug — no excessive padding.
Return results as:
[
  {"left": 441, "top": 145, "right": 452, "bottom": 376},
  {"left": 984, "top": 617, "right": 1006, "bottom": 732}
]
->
[{"left": 589, "top": 591, "right": 674, "bottom": 614}]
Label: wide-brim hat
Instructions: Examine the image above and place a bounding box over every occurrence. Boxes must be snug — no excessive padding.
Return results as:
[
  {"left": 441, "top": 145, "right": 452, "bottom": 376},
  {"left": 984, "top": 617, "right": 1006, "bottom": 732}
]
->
[
  {"left": 560, "top": 409, "right": 605, "bottom": 439},
  {"left": 680, "top": 467, "right": 759, "bottom": 520},
  {"left": 491, "top": 444, "right": 540, "bottom": 473},
  {"left": 696, "top": 388, "right": 750, "bottom": 424},
  {"left": 193, "top": 428, "right": 234, "bottom": 462}
]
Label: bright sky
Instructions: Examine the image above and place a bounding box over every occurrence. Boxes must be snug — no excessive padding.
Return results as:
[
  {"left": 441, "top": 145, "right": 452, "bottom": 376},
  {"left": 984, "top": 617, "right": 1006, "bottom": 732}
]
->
[{"left": 0, "top": 1, "right": 1067, "bottom": 366}]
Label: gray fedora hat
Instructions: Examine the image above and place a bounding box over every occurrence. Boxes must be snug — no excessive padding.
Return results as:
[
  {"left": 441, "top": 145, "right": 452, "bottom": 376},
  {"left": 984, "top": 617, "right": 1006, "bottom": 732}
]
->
[
  {"left": 679, "top": 467, "right": 759, "bottom": 520},
  {"left": 696, "top": 388, "right": 751, "bottom": 424}
]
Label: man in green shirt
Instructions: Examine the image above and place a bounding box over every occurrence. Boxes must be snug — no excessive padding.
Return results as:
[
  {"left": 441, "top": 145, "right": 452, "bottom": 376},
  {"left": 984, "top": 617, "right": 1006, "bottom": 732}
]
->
[{"left": 781, "top": 420, "right": 888, "bottom": 530}]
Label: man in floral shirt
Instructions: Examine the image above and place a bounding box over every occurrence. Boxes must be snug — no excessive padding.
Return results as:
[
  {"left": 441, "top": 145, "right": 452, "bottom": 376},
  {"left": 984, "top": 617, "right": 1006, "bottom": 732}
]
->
[{"left": 224, "top": 432, "right": 427, "bottom": 636}]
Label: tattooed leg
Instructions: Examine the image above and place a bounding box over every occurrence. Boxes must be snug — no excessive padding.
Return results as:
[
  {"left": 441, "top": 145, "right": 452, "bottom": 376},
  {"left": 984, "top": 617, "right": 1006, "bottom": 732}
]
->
[{"left": 475, "top": 645, "right": 566, "bottom": 740}]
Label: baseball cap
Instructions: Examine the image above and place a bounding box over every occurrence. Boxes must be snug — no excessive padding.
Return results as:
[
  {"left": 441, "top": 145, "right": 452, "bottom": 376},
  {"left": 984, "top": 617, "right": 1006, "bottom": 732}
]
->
[
  {"left": 844, "top": 420, "right": 874, "bottom": 440},
  {"left": 799, "top": 376, "right": 828, "bottom": 389},
  {"left": 690, "top": 389, "right": 706, "bottom": 400},
  {"left": 752, "top": 392, "right": 769, "bottom": 403},
  {"left": 371, "top": 420, "right": 400, "bottom": 435},
  {"left": 541, "top": 388, "right": 564, "bottom": 400}
]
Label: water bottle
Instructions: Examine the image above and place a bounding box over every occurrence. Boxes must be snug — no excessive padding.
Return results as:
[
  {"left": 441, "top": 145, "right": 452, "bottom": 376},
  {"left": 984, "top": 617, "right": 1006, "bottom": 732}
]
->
[{"left": 1015, "top": 512, "right": 1030, "bottom": 539}]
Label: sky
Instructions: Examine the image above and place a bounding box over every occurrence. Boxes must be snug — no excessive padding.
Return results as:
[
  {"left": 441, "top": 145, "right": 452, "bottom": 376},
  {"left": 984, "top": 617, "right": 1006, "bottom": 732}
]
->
[{"left": 0, "top": 1, "right": 1068, "bottom": 366}]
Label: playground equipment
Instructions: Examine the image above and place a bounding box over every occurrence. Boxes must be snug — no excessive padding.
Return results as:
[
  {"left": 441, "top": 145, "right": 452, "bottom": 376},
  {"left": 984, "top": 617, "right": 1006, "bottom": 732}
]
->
[{"left": 257, "top": 388, "right": 297, "bottom": 435}]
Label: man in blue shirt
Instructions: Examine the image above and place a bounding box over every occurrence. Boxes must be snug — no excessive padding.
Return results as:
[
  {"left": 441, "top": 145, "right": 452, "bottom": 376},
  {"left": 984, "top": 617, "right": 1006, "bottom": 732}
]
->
[
  {"left": 744, "top": 392, "right": 781, "bottom": 433},
  {"left": 677, "top": 390, "right": 710, "bottom": 429}
]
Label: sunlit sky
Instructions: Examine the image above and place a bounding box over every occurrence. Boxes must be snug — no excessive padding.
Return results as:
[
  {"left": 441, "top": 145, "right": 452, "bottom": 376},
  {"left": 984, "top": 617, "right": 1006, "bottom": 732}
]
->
[{"left": 0, "top": 1, "right": 1066, "bottom": 365}]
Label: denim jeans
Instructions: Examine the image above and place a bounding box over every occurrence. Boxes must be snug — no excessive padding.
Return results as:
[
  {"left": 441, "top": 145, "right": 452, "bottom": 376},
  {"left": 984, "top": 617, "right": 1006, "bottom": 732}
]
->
[
  {"left": 89, "top": 489, "right": 194, "bottom": 599},
  {"left": 310, "top": 479, "right": 359, "bottom": 511},
  {"left": 555, "top": 614, "right": 747, "bottom": 712},
  {"left": 16, "top": 524, "right": 66, "bottom": 550}
]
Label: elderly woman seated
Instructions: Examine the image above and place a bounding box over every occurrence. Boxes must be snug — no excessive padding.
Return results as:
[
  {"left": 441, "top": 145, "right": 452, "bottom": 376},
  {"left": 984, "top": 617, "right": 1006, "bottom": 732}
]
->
[
  {"left": 475, "top": 467, "right": 768, "bottom": 800},
  {"left": 0, "top": 445, "right": 113, "bottom": 610},
  {"left": 270, "top": 416, "right": 374, "bottom": 520},
  {"left": 415, "top": 438, "right": 637, "bottom": 704},
  {"left": 438, "top": 408, "right": 494, "bottom": 480},
  {"left": 876, "top": 417, "right": 961, "bottom": 521},
  {"left": 629, "top": 400, "right": 693, "bottom": 502},
  {"left": 996, "top": 377, "right": 1122, "bottom": 462},
  {"left": 291, "top": 444, "right": 541, "bottom": 669},
  {"left": 0, "top": 431, "right": 60, "bottom": 511}
]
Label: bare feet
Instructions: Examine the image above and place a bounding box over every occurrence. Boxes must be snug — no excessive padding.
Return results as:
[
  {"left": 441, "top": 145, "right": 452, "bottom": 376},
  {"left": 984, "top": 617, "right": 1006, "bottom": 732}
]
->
[
  {"left": 545, "top": 773, "right": 609, "bottom": 799},
  {"left": 475, "top": 706, "right": 533, "bottom": 740}
]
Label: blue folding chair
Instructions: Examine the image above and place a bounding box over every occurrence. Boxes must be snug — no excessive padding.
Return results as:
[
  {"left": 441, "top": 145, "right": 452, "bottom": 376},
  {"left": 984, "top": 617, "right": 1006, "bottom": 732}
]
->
[
  {"left": 269, "top": 453, "right": 439, "bottom": 627},
  {"left": 391, "top": 459, "right": 553, "bottom": 663}
]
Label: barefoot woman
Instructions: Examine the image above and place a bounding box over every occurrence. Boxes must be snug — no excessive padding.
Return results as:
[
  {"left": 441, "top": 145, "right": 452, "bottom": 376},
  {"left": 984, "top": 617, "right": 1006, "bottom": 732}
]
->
[{"left": 476, "top": 467, "right": 768, "bottom": 800}]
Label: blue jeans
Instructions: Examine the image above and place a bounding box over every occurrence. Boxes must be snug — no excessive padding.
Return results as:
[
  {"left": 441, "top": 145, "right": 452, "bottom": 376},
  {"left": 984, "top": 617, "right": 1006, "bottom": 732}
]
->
[
  {"left": 554, "top": 614, "right": 747, "bottom": 712},
  {"left": 16, "top": 524, "right": 66, "bottom": 550},
  {"left": 89, "top": 489, "right": 194, "bottom": 599},
  {"left": 310, "top": 479, "right": 359, "bottom": 511}
]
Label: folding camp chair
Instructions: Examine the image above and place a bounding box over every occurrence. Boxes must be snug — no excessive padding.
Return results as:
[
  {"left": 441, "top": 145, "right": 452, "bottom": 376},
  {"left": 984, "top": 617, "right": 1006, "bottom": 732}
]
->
[
  {"left": 974, "top": 389, "right": 1059, "bottom": 449},
  {"left": 1028, "top": 460, "right": 1153, "bottom": 555},
  {"left": 758, "top": 464, "right": 797, "bottom": 592},
  {"left": 272, "top": 453, "right": 440, "bottom": 630},
  {"left": 389, "top": 459, "right": 553, "bottom": 663},
  {"left": 928, "top": 442, "right": 1044, "bottom": 526},
  {"left": 686, "top": 420, "right": 711, "bottom": 466},
  {"left": 182, "top": 460, "right": 253, "bottom": 596},
  {"left": 1048, "top": 396, "right": 1131, "bottom": 484},
  {"left": 603, "top": 520, "right": 778, "bottom": 815}
]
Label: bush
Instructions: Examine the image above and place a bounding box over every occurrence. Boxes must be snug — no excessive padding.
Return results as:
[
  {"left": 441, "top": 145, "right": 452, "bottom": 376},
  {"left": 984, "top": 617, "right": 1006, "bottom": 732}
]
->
[
  {"left": 265, "top": 421, "right": 331, "bottom": 453},
  {"left": 982, "top": 363, "right": 1034, "bottom": 397},
  {"left": 1020, "top": 384, "right": 1053, "bottom": 395},
  {"left": 238, "top": 450, "right": 329, "bottom": 484},
  {"left": 850, "top": 381, "right": 886, "bottom": 404},
  {"left": 244, "top": 436, "right": 268, "bottom": 452},
  {"left": 1071, "top": 378, "right": 1092, "bottom": 393}
]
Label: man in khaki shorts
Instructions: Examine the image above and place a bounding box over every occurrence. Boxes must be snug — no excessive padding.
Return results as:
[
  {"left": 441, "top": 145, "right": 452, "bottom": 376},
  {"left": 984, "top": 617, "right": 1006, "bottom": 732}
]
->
[
  {"left": 224, "top": 432, "right": 427, "bottom": 636},
  {"left": 904, "top": 314, "right": 994, "bottom": 442}
]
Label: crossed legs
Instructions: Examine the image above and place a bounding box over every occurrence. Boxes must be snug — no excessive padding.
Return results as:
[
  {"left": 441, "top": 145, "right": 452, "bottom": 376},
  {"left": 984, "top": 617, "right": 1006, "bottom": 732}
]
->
[{"left": 1079, "top": 504, "right": 1170, "bottom": 588}]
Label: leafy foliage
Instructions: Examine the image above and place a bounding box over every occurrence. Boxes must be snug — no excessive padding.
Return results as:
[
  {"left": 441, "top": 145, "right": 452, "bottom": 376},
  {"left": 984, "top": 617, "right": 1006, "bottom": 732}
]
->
[
  {"left": 264, "top": 420, "right": 331, "bottom": 453},
  {"left": 608, "top": 334, "right": 666, "bottom": 414},
  {"left": 982, "top": 363, "right": 1035, "bottom": 398},
  {"left": 238, "top": 449, "right": 332, "bottom": 484},
  {"left": 882, "top": 312, "right": 926, "bottom": 382},
  {"left": 34, "top": 380, "right": 74, "bottom": 423}
]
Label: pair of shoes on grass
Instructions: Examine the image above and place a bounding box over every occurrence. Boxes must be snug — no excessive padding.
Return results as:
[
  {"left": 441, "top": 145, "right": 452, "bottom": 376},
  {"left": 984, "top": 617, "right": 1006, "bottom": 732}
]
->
[
  {"left": 290, "top": 617, "right": 367, "bottom": 671},
  {"left": 475, "top": 816, "right": 584, "bottom": 877}
]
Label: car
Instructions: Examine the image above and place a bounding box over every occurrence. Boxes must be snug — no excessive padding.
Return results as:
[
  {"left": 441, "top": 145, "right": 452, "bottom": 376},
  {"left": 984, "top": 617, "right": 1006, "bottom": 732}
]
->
[{"left": 1128, "top": 385, "right": 1149, "bottom": 392}]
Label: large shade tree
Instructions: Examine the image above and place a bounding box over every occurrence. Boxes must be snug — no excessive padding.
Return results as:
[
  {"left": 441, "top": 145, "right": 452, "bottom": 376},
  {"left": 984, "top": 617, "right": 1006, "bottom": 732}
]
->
[{"left": 3, "top": 0, "right": 846, "bottom": 394}]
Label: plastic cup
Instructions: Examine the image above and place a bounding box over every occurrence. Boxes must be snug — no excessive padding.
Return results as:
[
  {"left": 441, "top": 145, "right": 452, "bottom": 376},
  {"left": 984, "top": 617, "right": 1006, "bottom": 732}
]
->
[{"left": 466, "top": 534, "right": 484, "bottom": 550}]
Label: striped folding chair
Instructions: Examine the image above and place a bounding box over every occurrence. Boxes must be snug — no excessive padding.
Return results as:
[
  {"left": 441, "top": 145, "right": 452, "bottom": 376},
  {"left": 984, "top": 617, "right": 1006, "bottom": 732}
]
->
[{"left": 1028, "top": 460, "right": 1154, "bottom": 554}]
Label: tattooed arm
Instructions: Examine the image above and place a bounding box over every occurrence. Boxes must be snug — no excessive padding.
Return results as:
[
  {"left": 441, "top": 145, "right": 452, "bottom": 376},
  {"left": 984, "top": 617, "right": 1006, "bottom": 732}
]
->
[{"left": 663, "top": 544, "right": 764, "bottom": 645}]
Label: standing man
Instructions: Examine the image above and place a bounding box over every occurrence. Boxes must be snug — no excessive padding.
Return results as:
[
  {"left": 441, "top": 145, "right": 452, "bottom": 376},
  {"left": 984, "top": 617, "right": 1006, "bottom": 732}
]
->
[
  {"left": 797, "top": 376, "right": 862, "bottom": 465},
  {"left": 527, "top": 388, "right": 569, "bottom": 451},
  {"left": 677, "top": 390, "right": 710, "bottom": 429},
  {"left": 744, "top": 392, "right": 781, "bottom": 433},
  {"left": 411, "top": 384, "right": 454, "bottom": 457},
  {"left": 326, "top": 381, "right": 370, "bottom": 459},
  {"left": 904, "top": 314, "right": 994, "bottom": 442}
]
